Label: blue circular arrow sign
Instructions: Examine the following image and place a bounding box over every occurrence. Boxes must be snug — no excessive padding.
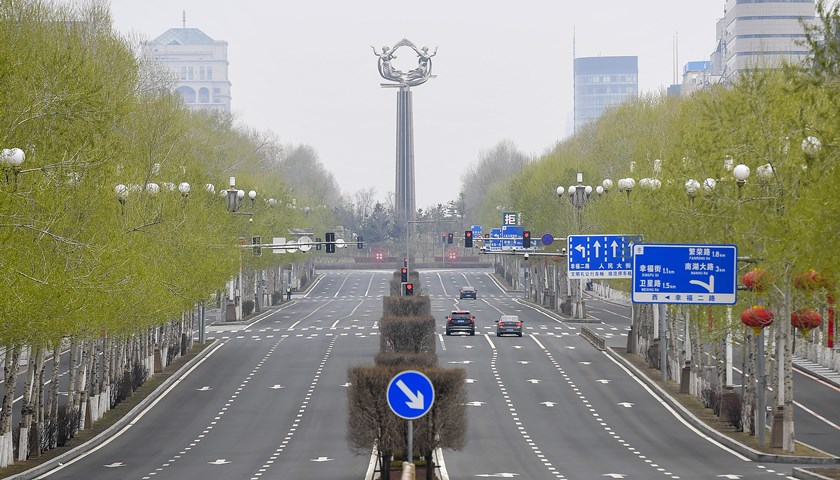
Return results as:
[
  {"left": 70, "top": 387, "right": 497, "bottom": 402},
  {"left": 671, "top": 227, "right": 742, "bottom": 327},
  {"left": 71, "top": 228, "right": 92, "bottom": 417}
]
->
[
  {"left": 542, "top": 233, "right": 554, "bottom": 246},
  {"left": 387, "top": 370, "right": 435, "bottom": 420}
]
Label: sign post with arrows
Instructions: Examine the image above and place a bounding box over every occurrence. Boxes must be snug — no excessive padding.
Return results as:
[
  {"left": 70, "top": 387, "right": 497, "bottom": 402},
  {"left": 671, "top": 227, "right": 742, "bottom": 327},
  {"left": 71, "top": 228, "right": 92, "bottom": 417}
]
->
[{"left": 387, "top": 370, "right": 435, "bottom": 463}]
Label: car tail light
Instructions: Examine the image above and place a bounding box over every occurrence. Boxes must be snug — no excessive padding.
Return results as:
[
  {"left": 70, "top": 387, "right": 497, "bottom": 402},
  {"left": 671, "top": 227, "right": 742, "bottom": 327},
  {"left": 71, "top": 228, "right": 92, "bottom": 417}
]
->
[
  {"left": 498, "top": 321, "right": 504, "bottom": 326},
  {"left": 516, "top": 322, "right": 522, "bottom": 327}
]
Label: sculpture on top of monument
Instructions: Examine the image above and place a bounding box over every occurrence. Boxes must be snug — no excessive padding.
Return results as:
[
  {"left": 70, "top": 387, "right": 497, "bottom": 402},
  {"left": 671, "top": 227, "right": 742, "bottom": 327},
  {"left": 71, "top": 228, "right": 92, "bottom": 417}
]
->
[{"left": 372, "top": 39, "right": 437, "bottom": 87}]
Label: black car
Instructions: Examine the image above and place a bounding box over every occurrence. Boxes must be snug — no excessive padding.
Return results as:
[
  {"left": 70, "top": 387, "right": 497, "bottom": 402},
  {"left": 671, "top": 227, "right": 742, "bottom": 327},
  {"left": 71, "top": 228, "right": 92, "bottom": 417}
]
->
[
  {"left": 445, "top": 311, "right": 475, "bottom": 335},
  {"left": 459, "top": 286, "right": 477, "bottom": 299}
]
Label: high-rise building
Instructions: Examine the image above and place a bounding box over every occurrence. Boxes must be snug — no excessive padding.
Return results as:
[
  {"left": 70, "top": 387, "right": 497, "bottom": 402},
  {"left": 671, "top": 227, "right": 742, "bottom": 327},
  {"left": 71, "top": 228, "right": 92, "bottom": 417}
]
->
[
  {"left": 574, "top": 56, "right": 638, "bottom": 132},
  {"left": 711, "top": 0, "right": 816, "bottom": 83},
  {"left": 142, "top": 28, "right": 231, "bottom": 114}
]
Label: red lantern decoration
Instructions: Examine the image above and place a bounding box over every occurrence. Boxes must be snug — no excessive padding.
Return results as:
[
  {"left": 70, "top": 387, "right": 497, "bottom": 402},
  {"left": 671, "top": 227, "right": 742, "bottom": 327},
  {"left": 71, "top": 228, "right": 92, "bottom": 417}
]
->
[
  {"left": 743, "top": 268, "right": 772, "bottom": 293},
  {"left": 741, "top": 306, "right": 774, "bottom": 335},
  {"left": 791, "top": 309, "right": 822, "bottom": 336},
  {"left": 794, "top": 269, "right": 821, "bottom": 291}
]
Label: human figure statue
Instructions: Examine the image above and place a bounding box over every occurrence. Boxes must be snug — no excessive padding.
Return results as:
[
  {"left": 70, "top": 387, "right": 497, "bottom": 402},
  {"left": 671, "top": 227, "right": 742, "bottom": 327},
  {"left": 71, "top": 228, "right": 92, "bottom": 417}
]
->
[
  {"left": 371, "top": 45, "right": 401, "bottom": 84},
  {"left": 372, "top": 39, "right": 437, "bottom": 87},
  {"left": 406, "top": 46, "right": 437, "bottom": 84}
]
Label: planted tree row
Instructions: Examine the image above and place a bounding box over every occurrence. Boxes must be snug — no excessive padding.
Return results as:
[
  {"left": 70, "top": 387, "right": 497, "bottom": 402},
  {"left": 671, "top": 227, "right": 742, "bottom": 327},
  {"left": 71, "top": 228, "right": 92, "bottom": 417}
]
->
[
  {"left": 0, "top": 0, "right": 335, "bottom": 466},
  {"left": 347, "top": 272, "right": 465, "bottom": 480},
  {"left": 472, "top": 2, "right": 840, "bottom": 453}
]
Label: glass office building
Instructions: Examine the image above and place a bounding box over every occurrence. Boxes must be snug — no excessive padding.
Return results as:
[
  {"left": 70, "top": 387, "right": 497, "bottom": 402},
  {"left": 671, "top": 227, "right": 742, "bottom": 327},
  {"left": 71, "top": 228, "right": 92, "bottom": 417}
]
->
[{"left": 574, "top": 56, "right": 638, "bottom": 132}]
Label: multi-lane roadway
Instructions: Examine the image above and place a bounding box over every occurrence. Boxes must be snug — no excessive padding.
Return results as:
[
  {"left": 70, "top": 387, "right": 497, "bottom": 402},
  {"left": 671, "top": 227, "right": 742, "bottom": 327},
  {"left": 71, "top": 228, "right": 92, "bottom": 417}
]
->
[{"left": 8, "top": 268, "right": 839, "bottom": 479}]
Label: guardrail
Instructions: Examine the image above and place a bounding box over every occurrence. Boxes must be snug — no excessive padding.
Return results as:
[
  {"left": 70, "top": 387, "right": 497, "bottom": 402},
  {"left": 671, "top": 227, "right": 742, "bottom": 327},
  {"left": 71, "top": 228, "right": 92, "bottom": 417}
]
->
[{"left": 580, "top": 326, "right": 605, "bottom": 351}]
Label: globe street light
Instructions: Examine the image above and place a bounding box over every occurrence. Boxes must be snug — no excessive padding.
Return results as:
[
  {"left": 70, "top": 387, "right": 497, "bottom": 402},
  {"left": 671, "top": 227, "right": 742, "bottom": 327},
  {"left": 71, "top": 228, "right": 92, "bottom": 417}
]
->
[{"left": 1, "top": 147, "right": 26, "bottom": 190}]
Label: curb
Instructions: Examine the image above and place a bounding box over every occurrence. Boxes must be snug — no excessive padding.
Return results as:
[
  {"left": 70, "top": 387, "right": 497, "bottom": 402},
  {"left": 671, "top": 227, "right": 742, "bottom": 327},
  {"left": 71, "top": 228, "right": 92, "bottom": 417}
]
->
[
  {"left": 793, "top": 467, "right": 837, "bottom": 479},
  {"left": 517, "top": 297, "right": 602, "bottom": 324},
  {"left": 7, "top": 341, "right": 220, "bottom": 480},
  {"left": 793, "top": 362, "right": 840, "bottom": 390},
  {"left": 604, "top": 346, "right": 840, "bottom": 465}
]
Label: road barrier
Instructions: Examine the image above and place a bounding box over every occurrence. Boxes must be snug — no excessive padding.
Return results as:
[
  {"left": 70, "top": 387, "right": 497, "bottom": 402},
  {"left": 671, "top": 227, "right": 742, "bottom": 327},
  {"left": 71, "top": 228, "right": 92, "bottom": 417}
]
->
[{"left": 580, "top": 326, "right": 605, "bottom": 350}]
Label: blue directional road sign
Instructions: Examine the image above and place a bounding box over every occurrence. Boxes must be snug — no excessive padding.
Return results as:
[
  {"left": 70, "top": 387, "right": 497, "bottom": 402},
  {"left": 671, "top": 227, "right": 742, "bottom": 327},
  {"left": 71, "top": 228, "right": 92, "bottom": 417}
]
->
[
  {"left": 387, "top": 370, "right": 435, "bottom": 420},
  {"left": 501, "top": 225, "right": 524, "bottom": 251},
  {"left": 488, "top": 228, "right": 502, "bottom": 252},
  {"left": 632, "top": 243, "right": 738, "bottom": 305},
  {"left": 567, "top": 234, "right": 641, "bottom": 279}
]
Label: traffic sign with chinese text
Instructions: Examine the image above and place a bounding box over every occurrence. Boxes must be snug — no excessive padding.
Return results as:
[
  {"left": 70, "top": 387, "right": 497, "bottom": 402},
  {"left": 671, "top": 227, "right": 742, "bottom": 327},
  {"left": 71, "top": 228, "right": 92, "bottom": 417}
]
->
[
  {"left": 632, "top": 243, "right": 738, "bottom": 304},
  {"left": 567, "top": 235, "right": 641, "bottom": 278}
]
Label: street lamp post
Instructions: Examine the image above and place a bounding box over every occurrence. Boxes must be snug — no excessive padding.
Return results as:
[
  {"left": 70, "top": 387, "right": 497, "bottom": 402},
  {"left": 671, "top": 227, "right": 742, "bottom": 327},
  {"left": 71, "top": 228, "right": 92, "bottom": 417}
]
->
[
  {"left": 556, "top": 172, "right": 594, "bottom": 319},
  {"left": 223, "top": 176, "right": 257, "bottom": 321}
]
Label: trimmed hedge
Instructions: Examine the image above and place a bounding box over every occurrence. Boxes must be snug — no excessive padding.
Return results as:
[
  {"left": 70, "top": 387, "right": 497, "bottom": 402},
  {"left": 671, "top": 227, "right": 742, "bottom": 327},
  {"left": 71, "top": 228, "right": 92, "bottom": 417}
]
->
[
  {"left": 383, "top": 295, "right": 431, "bottom": 318},
  {"left": 379, "top": 316, "right": 436, "bottom": 354}
]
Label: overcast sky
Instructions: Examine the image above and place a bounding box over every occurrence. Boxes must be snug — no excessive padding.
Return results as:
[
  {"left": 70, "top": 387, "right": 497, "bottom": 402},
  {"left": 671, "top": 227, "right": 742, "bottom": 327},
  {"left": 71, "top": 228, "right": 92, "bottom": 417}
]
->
[{"left": 100, "top": 0, "right": 725, "bottom": 208}]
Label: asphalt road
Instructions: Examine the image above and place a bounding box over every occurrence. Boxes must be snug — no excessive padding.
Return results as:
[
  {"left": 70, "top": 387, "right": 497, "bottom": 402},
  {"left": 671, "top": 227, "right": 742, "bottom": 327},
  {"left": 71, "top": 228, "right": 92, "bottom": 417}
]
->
[{"left": 18, "top": 267, "right": 840, "bottom": 479}]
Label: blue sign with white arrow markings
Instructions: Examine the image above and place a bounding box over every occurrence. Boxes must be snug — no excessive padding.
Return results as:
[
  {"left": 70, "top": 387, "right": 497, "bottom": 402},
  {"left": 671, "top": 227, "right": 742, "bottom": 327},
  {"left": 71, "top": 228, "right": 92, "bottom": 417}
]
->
[
  {"left": 387, "top": 370, "right": 435, "bottom": 420},
  {"left": 631, "top": 243, "right": 738, "bottom": 305},
  {"left": 567, "top": 234, "right": 642, "bottom": 279}
]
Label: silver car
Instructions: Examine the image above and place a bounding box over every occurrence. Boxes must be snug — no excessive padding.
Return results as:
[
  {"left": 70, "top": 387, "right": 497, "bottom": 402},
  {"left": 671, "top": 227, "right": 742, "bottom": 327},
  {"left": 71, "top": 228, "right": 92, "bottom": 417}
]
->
[{"left": 496, "top": 315, "right": 523, "bottom": 337}]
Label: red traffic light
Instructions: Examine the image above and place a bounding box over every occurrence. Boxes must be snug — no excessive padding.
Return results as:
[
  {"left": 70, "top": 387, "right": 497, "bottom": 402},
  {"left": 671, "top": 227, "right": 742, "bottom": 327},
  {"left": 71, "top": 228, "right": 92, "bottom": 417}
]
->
[
  {"left": 405, "top": 283, "right": 414, "bottom": 295},
  {"left": 466, "top": 231, "right": 472, "bottom": 238}
]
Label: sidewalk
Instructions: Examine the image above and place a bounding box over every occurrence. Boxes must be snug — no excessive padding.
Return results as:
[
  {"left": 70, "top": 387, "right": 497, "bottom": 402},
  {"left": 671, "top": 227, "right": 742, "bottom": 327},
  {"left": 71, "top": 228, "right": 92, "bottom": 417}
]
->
[{"left": 583, "top": 284, "right": 840, "bottom": 390}]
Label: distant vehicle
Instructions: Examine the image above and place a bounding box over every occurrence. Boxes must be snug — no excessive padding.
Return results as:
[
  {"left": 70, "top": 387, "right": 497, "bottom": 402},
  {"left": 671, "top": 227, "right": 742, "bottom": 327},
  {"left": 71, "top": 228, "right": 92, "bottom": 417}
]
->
[
  {"left": 445, "top": 311, "right": 475, "bottom": 336},
  {"left": 496, "top": 315, "right": 523, "bottom": 337},
  {"left": 459, "top": 286, "right": 477, "bottom": 299}
]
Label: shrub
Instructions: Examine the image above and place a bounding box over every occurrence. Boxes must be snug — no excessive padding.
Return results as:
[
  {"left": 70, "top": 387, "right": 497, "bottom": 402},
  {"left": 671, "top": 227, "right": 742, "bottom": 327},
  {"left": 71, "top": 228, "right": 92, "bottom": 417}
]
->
[
  {"left": 375, "top": 352, "right": 438, "bottom": 368},
  {"left": 383, "top": 296, "right": 431, "bottom": 317},
  {"left": 271, "top": 291, "right": 283, "bottom": 305},
  {"left": 379, "top": 316, "right": 436, "bottom": 354},
  {"left": 243, "top": 299, "right": 255, "bottom": 316}
]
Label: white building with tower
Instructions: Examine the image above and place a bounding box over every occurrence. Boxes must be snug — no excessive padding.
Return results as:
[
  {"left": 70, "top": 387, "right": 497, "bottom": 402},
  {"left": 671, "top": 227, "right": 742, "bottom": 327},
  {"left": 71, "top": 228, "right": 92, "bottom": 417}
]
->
[{"left": 142, "top": 24, "right": 231, "bottom": 114}]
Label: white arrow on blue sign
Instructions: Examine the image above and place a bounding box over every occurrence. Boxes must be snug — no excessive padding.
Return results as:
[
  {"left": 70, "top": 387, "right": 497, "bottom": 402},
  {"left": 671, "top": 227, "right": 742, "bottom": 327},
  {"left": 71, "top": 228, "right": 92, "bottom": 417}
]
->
[
  {"left": 632, "top": 243, "right": 738, "bottom": 305},
  {"left": 387, "top": 370, "right": 435, "bottom": 420},
  {"left": 567, "top": 234, "right": 641, "bottom": 278}
]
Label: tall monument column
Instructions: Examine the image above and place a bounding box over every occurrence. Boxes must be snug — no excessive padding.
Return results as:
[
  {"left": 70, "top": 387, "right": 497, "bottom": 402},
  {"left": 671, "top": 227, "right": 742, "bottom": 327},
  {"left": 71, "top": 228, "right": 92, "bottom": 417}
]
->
[
  {"left": 373, "top": 39, "right": 437, "bottom": 231},
  {"left": 395, "top": 86, "right": 415, "bottom": 227}
]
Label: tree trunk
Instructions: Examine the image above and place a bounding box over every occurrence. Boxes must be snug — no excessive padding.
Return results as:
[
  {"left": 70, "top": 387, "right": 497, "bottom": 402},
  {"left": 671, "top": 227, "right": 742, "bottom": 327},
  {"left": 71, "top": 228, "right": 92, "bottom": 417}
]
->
[
  {"left": 742, "top": 328, "right": 755, "bottom": 435},
  {"left": 424, "top": 448, "right": 435, "bottom": 480},
  {"left": 782, "top": 266, "right": 795, "bottom": 453},
  {"left": 46, "top": 343, "right": 60, "bottom": 450},
  {"left": 18, "top": 346, "right": 37, "bottom": 461},
  {"left": 33, "top": 347, "right": 46, "bottom": 457},
  {"left": 0, "top": 345, "right": 21, "bottom": 468}
]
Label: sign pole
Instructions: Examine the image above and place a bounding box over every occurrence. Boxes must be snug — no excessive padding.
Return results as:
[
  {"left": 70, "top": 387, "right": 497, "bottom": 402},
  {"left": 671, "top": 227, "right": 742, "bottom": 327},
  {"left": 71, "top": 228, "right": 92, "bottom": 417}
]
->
[
  {"left": 660, "top": 303, "right": 667, "bottom": 382},
  {"left": 407, "top": 420, "right": 413, "bottom": 463}
]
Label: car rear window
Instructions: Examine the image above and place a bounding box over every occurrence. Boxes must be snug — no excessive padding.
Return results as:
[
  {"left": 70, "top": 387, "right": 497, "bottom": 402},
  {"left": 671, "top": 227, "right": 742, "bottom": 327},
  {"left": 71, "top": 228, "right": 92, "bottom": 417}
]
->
[{"left": 451, "top": 313, "right": 471, "bottom": 320}]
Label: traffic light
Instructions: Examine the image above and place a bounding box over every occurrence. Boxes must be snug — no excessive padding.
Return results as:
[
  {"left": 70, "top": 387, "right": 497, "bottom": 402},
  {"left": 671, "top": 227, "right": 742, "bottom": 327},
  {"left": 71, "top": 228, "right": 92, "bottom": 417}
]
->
[
  {"left": 403, "top": 257, "right": 408, "bottom": 267},
  {"left": 405, "top": 283, "right": 414, "bottom": 295},
  {"left": 401, "top": 267, "right": 408, "bottom": 282},
  {"left": 447, "top": 232, "right": 454, "bottom": 244},
  {"left": 325, "top": 232, "right": 336, "bottom": 253},
  {"left": 252, "top": 236, "right": 262, "bottom": 256},
  {"left": 315, "top": 237, "right": 322, "bottom": 251},
  {"left": 441, "top": 233, "right": 446, "bottom": 244},
  {"left": 464, "top": 231, "right": 473, "bottom": 248},
  {"left": 357, "top": 236, "right": 364, "bottom": 249},
  {"left": 523, "top": 231, "right": 531, "bottom": 249}
]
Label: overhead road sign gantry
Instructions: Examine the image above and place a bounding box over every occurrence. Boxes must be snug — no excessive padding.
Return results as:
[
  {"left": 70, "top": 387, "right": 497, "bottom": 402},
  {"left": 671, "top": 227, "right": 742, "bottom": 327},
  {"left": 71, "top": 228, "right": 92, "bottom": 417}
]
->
[
  {"left": 567, "top": 234, "right": 641, "bottom": 279},
  {"left": 632, "top": 243, "right": 738, "bottom": 304}
]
